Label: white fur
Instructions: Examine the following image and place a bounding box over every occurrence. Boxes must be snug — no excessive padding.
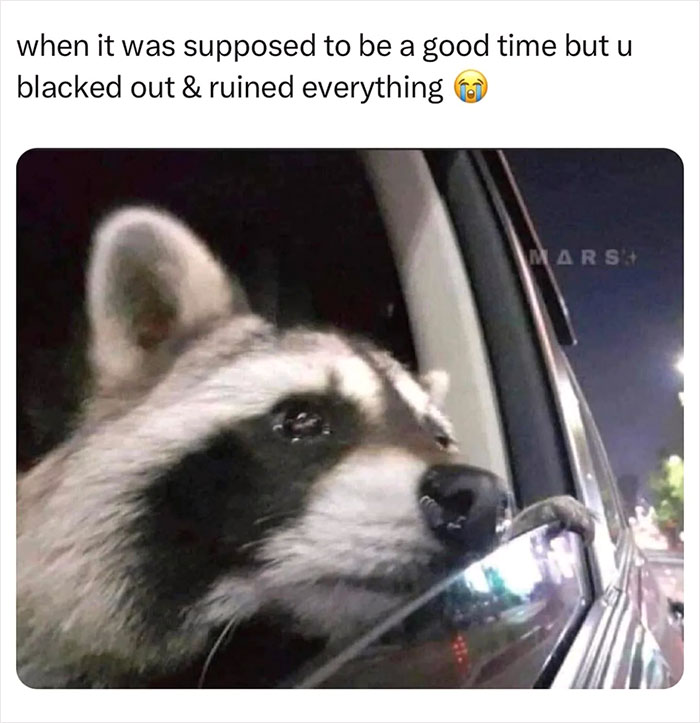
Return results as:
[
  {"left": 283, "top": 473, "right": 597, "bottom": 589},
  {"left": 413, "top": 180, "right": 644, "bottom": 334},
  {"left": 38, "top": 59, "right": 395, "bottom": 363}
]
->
[
  {"left": 372, "top": 351, "right": 455, "bottom": 445},
  {"left": 88, "top": 207, "right": 243, "bottom": 388},
  {"left": 252, "top": 447, "right": 442, "bottom": 638},
  {"left": 421, "top": 369, "right": 450, "bottom": 408},
  {"left": 333, "top": 355, "right": 385, "bottom": 420}
]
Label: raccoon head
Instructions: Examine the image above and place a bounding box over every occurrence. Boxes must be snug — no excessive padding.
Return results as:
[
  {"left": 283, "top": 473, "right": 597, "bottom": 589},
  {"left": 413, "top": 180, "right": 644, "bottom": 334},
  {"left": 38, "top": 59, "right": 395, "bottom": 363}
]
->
[{"left": 17, "top": 207, "right": 509, "bottom": 685}]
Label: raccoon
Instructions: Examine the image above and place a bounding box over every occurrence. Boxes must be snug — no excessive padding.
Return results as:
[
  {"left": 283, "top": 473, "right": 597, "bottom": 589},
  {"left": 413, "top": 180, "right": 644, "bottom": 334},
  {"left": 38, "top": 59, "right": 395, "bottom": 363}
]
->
[{"left": 17, "top": 207, "right": 593, "bottom": 688}]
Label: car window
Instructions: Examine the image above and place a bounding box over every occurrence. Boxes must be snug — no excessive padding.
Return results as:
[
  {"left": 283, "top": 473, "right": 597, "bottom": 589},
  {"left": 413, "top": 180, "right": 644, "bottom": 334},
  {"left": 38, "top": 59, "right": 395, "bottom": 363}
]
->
[
  {"left": 292, "top": 526, "right": 591, "bottom": 688},
  {"left": 578, "top": 397, "right": 625, "bottom": 545},
  {"left": 559, "top": 359, "right": 624, "bottom": 548}
]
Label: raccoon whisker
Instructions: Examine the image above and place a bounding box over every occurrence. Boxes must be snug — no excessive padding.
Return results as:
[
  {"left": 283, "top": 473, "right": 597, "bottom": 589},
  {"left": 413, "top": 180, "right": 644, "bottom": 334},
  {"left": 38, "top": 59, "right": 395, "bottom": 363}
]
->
[
  {"left": 252, "top": 512, "right": 289, "bottom": 527},
  {"left": 197, "top": 616, "right": 241, "bottom": 688},
  {"left": 236, "top": 540, "right": 263, "bottom": 553}
]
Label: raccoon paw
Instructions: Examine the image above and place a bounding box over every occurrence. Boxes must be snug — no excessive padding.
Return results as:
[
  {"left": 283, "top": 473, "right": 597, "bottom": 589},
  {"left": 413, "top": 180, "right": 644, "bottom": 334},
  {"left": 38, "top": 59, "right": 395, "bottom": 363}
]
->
[{"left": 504, "top": 495, "right": 596, "bottom": 545}]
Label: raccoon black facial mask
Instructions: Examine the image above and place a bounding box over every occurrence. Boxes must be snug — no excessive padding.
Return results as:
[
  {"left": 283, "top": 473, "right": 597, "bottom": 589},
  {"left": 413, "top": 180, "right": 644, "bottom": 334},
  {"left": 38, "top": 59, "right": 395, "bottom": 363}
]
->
[{"left": 134, "top": 393, "right": 363, "bottom": 635}]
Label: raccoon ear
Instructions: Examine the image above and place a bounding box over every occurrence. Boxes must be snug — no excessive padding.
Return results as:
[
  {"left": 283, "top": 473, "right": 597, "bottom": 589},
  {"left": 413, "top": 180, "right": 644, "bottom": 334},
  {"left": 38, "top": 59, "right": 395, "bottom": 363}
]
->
[
  {"left": 87, "top": 207, "right": 248, "bottom": 386},
  {"left": 421, "top": 369, "right": 450, "bottom": 408}
]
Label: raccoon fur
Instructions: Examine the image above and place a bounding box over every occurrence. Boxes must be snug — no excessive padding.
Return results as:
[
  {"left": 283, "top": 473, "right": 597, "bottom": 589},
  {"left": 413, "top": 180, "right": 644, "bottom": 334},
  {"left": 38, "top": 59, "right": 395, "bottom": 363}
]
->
[{"left": 17, "top": 207, "right": 591, "bottom": 688}]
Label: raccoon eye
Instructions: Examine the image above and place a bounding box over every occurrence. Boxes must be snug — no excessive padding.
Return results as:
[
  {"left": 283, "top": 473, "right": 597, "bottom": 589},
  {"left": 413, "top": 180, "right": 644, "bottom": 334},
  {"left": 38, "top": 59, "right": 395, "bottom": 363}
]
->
[
  {"left": 271, "top": 402, "right": 331, "bottom": 442},
  {"left": 435, "top": 433, "right": 452, "bottom": 450},
  {"left": 424, "top": 415, "right": 454, "bottom": 450}
]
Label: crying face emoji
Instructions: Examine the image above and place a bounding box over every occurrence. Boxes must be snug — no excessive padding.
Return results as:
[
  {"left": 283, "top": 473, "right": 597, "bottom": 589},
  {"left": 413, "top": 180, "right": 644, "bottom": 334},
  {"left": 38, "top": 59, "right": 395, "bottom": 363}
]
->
[{"left": 454, "top": 70, "right": 488, "bottom": 103}]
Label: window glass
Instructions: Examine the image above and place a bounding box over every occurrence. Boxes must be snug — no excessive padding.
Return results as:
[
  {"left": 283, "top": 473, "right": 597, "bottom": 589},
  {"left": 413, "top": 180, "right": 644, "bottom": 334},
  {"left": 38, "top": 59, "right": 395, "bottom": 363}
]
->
[
  {"left": 294, "top": 527, "right": 591, "bottom": 689},
  {"left": 578, "top": 396, "right": 624, "bottom": 545}
]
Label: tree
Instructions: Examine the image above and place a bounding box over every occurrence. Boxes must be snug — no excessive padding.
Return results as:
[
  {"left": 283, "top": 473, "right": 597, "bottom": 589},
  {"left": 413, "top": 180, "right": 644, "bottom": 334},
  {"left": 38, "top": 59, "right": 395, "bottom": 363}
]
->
[{"left": 648, "top": 454, "right": 684, "bottom": 548}]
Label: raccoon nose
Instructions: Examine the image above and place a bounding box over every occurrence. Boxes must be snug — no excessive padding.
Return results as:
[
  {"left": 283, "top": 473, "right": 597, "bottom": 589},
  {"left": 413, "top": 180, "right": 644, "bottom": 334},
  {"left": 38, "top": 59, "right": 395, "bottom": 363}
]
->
[{"left": 419, "top": 464, "right": 509, "bottom": 554}]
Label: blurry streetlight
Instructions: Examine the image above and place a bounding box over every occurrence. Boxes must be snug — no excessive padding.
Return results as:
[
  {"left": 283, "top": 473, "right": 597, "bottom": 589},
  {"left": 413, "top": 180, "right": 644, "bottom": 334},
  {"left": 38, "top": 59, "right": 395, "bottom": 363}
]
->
[
  {"left": 676, "top": 353, "right": 684, "bottom": 406},
  {"left": 675, "top": 354, "right": 684, "bottom": 377}
]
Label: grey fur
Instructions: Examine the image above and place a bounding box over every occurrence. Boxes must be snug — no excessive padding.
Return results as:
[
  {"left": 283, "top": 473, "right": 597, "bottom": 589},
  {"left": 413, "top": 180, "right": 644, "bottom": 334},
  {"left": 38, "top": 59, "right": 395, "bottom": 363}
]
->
[{"left": 17, "top": 208, "right": 456, "bottom": 687}]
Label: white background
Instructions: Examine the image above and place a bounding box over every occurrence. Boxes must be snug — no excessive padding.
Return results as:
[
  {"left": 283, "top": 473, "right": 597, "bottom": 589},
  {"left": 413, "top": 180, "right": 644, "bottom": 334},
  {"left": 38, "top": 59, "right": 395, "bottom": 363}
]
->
[{"left": 1, "top": 1, "right": 698, "bottom": 722}]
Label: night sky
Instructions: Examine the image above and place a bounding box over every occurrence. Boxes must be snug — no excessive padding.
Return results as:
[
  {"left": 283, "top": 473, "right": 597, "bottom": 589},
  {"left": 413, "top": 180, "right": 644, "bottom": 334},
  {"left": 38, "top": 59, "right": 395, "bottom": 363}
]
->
[{"left": 506, "top": 150, "right": 683, "bottom": 491}]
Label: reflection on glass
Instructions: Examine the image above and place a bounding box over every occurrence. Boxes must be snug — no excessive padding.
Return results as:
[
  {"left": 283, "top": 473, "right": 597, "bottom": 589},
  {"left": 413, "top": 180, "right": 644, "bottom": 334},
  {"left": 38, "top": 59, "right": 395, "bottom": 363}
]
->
[{"left": 302, "top": 527, "right": 591, "bottom": 688}]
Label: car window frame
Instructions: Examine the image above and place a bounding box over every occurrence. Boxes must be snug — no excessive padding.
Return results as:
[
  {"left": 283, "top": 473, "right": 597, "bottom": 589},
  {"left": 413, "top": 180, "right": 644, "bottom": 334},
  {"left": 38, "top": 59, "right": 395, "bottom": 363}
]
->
[
  {"left": 428, "top": 149, "right": 657, "bottom": 690},
  {"left": 471, "top": 150, "right": 620, "bottom": 592},
  {"left": 567, "top": 361, "right": 628, "bottom": 550},
  {"left": 294, "top": 149, "right": 618, "bottom": 689},
  {"left": 362, "top": 150, "right": 511, "bottom": 483},
  {"left": 289, "top": 149, "right": 599, "bottom": 689},
  {"left": 426, "top": 151, "right": 587, "bottom": 507}
]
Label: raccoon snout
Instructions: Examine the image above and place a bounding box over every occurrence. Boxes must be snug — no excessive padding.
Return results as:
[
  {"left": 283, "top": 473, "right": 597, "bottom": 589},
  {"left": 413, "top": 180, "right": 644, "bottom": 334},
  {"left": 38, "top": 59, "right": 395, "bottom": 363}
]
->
[{"left": 418, "top": 464, "right": 509, "bottom": 555}]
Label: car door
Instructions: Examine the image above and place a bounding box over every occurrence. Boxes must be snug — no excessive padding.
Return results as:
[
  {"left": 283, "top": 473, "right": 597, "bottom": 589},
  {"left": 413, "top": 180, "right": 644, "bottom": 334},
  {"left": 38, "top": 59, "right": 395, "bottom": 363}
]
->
[
  {"left": 430, "top": 149, "right": 682, "bottom": 688},
  {"left": 454, "top": 149, "right": 682, "bottom": 688},
  {"left": 554, "top": 368, "right": 683, "bottom": 688}
]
